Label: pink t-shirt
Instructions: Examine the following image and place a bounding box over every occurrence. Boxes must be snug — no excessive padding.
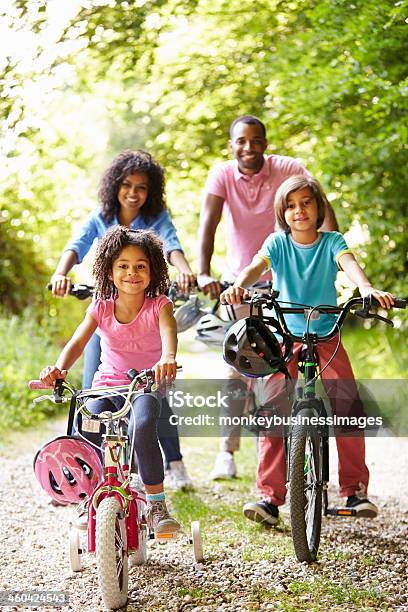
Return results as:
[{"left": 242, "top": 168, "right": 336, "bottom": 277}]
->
[
  {"left": 204, "top": 155, "right": 310, "bottom": 280},
  {"left": 87, "top": 295, "right": 171, "bottom": 387}
]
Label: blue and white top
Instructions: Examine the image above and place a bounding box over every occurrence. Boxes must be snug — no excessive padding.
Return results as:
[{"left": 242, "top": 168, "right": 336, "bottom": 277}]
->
[{"left": 64, "top": 209, "right": 183, "bottom": 263}]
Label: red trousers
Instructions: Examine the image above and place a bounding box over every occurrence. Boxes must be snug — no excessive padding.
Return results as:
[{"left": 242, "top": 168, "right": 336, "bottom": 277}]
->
[{"left": 257, "top": 339, "right": 369, "bottom": 505}]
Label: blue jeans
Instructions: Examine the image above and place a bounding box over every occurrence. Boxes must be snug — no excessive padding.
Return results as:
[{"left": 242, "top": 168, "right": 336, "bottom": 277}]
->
[
  {"left": 82, "top": 333, "right": 182, "bottom": 467},
  {"left": 83, "top": 392, "right": 164, "bottom": 486}
]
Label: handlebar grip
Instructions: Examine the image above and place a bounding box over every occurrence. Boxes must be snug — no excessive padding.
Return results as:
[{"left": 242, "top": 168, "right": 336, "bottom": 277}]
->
[
  {"left": 369, "top": 296, "right": 406, "bottom": 309},
  {"left": 28, "top": 380, "right": 53, "bottom": 390}
]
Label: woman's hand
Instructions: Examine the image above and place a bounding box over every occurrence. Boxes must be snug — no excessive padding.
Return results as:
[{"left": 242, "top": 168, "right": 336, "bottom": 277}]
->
[
  {"left": 50, "top": 274, "right": 72, "bottom": 297},
  {"left": 175, "top": 272, "right": 196, "bottom": 295},
  {"left": 220, "top": 286, "right": 250, "bottom": 305},
  {"left": 40, "top": 366, "right": 68, "bottom": 386},
  {"left": 153, "top": 358, "right": 177, "bottom": 387}
]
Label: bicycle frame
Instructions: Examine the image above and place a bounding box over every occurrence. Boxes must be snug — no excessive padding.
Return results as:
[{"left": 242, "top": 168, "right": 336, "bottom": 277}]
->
[
  {"left": 86, "top": 415, "right": 146, "bottom": 554},
  {"left": 284, "top": 338, "right": 330, "bottom": 512},
  {"left": 29, "top": 371, "right": 154, "bottom": 554}
]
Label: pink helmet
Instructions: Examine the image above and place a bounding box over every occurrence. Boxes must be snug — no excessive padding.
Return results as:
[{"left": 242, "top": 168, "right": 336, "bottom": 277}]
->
[{"left": 33, "top": 436, "right": 102, "bottom": 505}]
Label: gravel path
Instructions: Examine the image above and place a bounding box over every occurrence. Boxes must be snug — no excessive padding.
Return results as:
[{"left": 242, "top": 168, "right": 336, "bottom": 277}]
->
[{"left": 1, "top": 418, "right": 407, "bottom": 612}]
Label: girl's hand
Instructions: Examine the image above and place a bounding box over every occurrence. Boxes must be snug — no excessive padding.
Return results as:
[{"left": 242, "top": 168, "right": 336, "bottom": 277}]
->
[
  {"left": 360, "top": 287, "right": 395, "bottom": 309},
  {"left": 220, "top": 286, "right": 250, "bottom": 305},
  {"left": 175, "top": 272, "right": 196, "bottom": 295},
  {"left": 40, "top": 366, "right": 68, "bottom": 386},
  {"left": 50, "top": 274, "right": 72, "bottom": 297},
  {"left": 153, "top": 358, "right": 177, "bottom": 387}
]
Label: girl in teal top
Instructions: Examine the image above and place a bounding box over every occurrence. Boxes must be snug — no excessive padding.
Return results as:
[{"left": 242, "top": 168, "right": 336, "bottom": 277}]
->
[{"left": 221, "top": 175, "right": 394, "bottom": 523}]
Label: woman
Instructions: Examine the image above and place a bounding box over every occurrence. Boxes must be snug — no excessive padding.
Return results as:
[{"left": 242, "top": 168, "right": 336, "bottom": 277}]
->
[{"left": 50, "top": 150, "right": 195, "bottom": 490}]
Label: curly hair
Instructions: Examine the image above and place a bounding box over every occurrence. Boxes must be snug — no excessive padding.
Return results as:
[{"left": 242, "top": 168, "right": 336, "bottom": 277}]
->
[
  {"left": 98, "top": 150, "right": 166, "bottom": 223},
  {"left": 93, "top": 226, "right": 170, "bottom": 299},
  {"left": 274, "top": 175, "right": 327, "bottom": 232}
]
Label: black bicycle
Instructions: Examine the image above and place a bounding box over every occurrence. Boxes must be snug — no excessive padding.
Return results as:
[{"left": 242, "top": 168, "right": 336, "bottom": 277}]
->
[{"left": 245, "top": 291, "right": 406, "bottom": 563}]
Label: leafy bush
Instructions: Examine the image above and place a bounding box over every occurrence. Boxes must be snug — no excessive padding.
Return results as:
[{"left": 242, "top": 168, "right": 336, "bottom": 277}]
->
[{"left": 0, "top": 309, "right": 82, "bottom": 432}]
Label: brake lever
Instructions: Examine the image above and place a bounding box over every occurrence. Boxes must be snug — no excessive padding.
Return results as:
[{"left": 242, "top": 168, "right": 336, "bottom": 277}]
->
[
  {"left": 33, "top": 395, "right": 69, "bottom": 405},
  {"left": 353, "top": 308, "right": 394, "bottom": 327},
  {"left": 368, "top": 312, "right": 394, "bottom": 327}
]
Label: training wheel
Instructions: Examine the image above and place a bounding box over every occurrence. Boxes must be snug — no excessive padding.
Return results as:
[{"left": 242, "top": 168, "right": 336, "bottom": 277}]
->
[
  {"left": 129, "top": 526, "right": 148, "bottom": 567},
  {"left": 69, "top": 528, "right": 82, "bottom": 572},
  {"left": 191, "top": 520, "right": 203, "bottom": 562}
]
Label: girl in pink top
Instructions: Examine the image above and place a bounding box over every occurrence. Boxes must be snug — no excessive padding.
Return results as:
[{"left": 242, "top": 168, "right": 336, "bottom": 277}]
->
[{"left": 39, "top": 226, "right": 181, "bottom": 537}]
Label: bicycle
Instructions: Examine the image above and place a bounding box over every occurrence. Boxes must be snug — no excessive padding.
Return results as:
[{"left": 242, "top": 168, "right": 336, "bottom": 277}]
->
[
  {"left": 30, "top": 368, "right": 203, "bottom": 611},
  {"left": 225, "top": 291, "right": 406, "bottom": 563}
]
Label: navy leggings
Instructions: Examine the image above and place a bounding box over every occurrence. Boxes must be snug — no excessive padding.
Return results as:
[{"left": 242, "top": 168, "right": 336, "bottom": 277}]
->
[
  {"left": 82, "top": 333, "right": 182, "bottom": 467},
  {"left": 83, "top": 392, "right": 164, "bottom": 486}
]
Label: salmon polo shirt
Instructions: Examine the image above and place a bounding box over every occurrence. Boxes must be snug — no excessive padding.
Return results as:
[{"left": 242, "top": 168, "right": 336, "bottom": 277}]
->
[{"left": 204, "top": 155, "right": 310, "bottom": 280}]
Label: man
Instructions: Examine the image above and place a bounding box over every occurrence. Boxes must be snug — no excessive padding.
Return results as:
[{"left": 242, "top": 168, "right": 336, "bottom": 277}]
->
[{"left": 197, "top": 115, "right": 337, "bottom": 479}]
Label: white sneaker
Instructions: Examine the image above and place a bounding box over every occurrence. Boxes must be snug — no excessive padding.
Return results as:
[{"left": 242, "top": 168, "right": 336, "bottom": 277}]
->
[
  {"left": 165, "top": 460, "right": 193, "bottom": 491},
  {"left": 209, "top": 451, "right": 237, "bottom": 480}
]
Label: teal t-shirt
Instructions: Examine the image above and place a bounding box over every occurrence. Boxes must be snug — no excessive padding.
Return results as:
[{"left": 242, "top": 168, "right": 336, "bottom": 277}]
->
[{"left": 258, "top": 231, "right": 351, "bottom": 336}]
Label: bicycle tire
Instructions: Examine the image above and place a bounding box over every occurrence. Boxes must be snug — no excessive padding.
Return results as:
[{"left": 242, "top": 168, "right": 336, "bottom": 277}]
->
[
  {"left": 69, "top": 528, "right": 82, "bottom": 572},
  {"left": 289, "top": 409, "right": 323, "bottom": 563},
  {"left": 96, "top": 497, "right": 128, "bottom": 610},
  {"left": 191, "top": 520, "right": 204, "bottom": 562},
  {"left": 129, "top": 525, "right": 148, "bottom": 567}
]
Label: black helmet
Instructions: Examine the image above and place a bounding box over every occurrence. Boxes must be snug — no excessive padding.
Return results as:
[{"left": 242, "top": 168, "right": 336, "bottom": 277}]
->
[{"left": 223, "top": 317, "right": 289, "bottom": 378}]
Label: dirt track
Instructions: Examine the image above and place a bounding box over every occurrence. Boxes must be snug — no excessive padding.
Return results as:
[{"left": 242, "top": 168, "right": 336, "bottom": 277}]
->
[{"left": 1, "top": 417, "right": 407, "bottom": 611}]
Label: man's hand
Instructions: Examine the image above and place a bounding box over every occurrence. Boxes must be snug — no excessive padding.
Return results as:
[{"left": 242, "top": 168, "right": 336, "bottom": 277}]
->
[
  {"left": 220, "top": 286, "right": 250, "bottom": 305},
  {"left": 50, "top": 274, "right": 72, "bottom": 297},
  {"left": 197, "top": 274, "right": 222, "bottom": 300},
  {"left": 40, "top": 366, "right": 68, "bottom": 386}
]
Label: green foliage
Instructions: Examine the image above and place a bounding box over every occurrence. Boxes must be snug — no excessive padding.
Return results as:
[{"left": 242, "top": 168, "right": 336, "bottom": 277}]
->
[
  {"left": 60, "top": 0, "right": 406, "bottom": 296},
  {"left": 0, "top": 308, "right": 83, "bottom": 433},
  {"left": 0, "top": 1, "right": 406, "bottom": 398}
]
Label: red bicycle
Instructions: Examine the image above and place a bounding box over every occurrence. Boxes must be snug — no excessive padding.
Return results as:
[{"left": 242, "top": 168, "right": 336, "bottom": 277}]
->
[{"left": 30, "top": 369, "right": 203, "bottom": 610}]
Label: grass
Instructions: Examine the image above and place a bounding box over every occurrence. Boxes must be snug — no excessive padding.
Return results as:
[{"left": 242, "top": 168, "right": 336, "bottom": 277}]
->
[
  {"left": 287, "top": 578, "right": 385, "bottom": 607},
  {"left": 168, "top": 435, "right": 293, "bottom": 562}
]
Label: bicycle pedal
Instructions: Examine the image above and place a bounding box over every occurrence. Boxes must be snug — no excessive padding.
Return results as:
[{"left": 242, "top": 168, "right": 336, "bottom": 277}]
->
[
  {"left": 326, "top": 507, "right": 356, "bottom": 517},
  {"left": 155, "top": 531, "right": 179, "bottom": 542}
]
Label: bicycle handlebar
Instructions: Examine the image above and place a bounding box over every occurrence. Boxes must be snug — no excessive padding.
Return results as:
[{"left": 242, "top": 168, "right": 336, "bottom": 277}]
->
[
  {"left": 28, "top": 365, "right": 182, "bottom": 395},
  {"left": 47, "top": 283, "right": 94, "bottom": 300},
  {"left": 245, "top": 292, "right": 406, "bottom": 343},
  {"left": 28, "top": 380, "right": 54, "bottom": 390}
]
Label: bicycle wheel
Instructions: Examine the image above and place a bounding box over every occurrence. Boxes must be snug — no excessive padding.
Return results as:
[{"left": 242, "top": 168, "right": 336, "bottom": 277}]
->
[
  {"left": 191, "top": 520, "right": 204, "bottom": 562},
  {"left": 289, "top": 410, "right": 323, "bottom": 563},
  {"left": 129, "top": 525, "right": 148, "bottom": 567},
  {"left": 96, "top": 497, "right": 128, "bottom": 610},
  {"left": 69, "top": 528, "right": 82, "bottom": 572}
]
